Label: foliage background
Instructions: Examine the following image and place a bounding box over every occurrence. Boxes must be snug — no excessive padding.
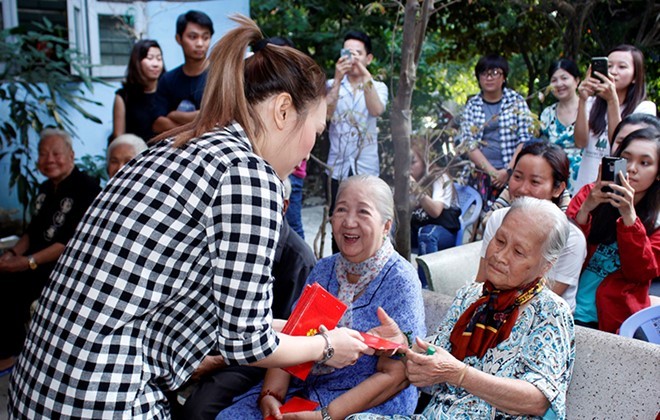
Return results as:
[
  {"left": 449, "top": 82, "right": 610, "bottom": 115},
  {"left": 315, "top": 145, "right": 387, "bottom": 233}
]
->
[{"left": 251, "top": 0, "right": 659, "bottom": 192}]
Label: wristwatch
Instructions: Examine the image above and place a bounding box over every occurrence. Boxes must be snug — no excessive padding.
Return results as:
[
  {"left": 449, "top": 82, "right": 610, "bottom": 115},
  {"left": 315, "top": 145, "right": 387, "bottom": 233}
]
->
[
  {"left": 506, "top": 167, "right": 513, "bottom": 177},
  {"left": 317, "top": 331, "right": 334, "bottom": 364},
  {"left": 27, "top": 255, "right": 38, "bottom": 270},
  {"left": 320, "top": 405, "right": 332, "bottom": 420}
]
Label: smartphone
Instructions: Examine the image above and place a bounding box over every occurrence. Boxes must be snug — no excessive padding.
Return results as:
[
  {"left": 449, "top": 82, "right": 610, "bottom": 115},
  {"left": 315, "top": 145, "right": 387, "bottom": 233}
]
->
[
  {"left": 340, "top": 48, "right": 352, "bottom": 62},
  {"left": 591, "top": 57, "right": 609, "bottom": 82},
  {"left": 601, "top": 156, "right": 627, "bottom": 193}
]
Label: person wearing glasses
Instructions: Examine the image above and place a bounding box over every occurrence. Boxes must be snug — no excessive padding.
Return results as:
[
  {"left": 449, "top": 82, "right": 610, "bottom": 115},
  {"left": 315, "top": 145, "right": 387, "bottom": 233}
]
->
[{"left": 458, "top": 54, "right": 533, "bottom": 210}]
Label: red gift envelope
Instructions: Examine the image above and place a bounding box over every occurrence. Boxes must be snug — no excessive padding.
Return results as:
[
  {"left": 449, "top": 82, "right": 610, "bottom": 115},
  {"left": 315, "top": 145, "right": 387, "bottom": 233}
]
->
[
  {"left": 281, "top": 282, "right": 347, "bottom": 380},
  {"left": 359, "top": 332, "right": 406, "bottom": 350},
  {"left": 264, "top": 396, "right": 320, "bottom": 419}
]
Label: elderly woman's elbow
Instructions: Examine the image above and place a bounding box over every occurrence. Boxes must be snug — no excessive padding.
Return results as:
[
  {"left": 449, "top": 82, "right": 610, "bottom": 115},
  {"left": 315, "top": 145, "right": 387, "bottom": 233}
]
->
[
  {"left": 526, "top": 396, "right": 550, "bottom": 417},
  {"left": 502, "top": 394, "right": 549, "bottom": 417}
]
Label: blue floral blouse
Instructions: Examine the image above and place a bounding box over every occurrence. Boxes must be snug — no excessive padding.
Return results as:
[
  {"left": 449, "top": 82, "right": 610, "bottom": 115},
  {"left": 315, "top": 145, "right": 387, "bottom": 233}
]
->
[{"left": 540, "top": 103, "right": 582, "bottom": 196}]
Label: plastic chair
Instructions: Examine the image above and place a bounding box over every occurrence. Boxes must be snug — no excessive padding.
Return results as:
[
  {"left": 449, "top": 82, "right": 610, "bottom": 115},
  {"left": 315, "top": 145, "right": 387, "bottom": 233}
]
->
[
  {"left": 618, "top": 305, "right": 660, "bottom": 344},
  {"left": 453, "top": 183, "right": 483, "bottom": 246}
]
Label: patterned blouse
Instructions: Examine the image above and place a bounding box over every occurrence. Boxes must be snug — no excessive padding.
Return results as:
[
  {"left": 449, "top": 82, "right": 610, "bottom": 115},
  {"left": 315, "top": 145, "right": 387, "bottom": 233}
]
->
[
  {"left": 348, "top": 283, "right": 575, "bottom": 420},
  {"left": 9, "top": 123, "right": 285, "bottom": 418},
  {"left": 540, "top": 103, "right": 582, "bottom": 196}
]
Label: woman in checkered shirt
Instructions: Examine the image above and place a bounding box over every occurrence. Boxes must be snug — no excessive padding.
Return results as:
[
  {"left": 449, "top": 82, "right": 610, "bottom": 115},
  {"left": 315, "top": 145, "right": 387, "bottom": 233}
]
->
[{"left": 9, "top": 15, "right": 373, "bottom": 419}]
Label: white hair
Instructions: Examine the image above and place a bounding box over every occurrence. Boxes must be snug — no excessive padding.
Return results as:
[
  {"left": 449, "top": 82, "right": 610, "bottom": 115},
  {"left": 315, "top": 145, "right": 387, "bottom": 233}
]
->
[
  {"left": 40, "top": 127, "right": 72, "bottom": 151},
  {"left": 504, "top": 196, "right": 570, "bottom": 265},
  {"left": 336, "top": 175, "right": 395, "bottom": 240},
  {"left": 107, "top": 134, "right": 148, "bottom": 161}
]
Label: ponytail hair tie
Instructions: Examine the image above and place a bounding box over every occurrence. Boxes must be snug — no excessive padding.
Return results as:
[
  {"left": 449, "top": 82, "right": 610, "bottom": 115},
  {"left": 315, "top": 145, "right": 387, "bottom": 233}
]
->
[{"left": 252, "top": 39, "right": 270, "bottom": 53}]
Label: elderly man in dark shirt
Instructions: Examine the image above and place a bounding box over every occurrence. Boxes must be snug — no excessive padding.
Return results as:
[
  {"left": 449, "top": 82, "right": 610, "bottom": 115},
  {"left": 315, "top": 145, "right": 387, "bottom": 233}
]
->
[
  {"left": 181, "top": 177, "right": 316, "bottom": 420},
  {"left": 0, "top": 128, "right": 100, "bottom": 375}
]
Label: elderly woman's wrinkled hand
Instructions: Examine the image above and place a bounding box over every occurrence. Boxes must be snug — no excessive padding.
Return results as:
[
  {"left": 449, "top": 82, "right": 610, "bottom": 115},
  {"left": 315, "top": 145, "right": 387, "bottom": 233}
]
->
[
  {"left": 258, "top": 393, "right": 283, "bottom": 420},
  {"left": 367, "top": 307, "right": 408, "bottom": 356},
  {"left": 324, "top": 327, "right": 374, "bottom": 368},
  {"left": 404, "top": 337, "right": 465, "bottom": 388}
]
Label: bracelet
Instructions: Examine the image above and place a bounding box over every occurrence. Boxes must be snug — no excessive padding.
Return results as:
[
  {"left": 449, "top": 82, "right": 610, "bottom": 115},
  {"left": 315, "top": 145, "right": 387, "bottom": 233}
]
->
[
  {"left": 320, "top": 405, "right": 332, "bottom": 420},
  {"left": 456, "top": 364, "right": 470, "bottom": 388},
  {"left": 256, "top": 389, "right": 284, "bottom": 406}
]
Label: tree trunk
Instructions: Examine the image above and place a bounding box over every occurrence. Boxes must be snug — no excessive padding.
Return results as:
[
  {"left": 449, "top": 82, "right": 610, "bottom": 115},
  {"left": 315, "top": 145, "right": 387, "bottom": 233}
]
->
[{"left": 391, "top": 0, "right": 434, "bottom": 259}]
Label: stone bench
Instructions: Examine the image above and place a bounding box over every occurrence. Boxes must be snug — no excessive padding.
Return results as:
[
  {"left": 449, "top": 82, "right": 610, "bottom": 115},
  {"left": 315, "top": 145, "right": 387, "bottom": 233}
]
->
[{"left": 421, "top": 290, "right": 660, "bottom": 418}]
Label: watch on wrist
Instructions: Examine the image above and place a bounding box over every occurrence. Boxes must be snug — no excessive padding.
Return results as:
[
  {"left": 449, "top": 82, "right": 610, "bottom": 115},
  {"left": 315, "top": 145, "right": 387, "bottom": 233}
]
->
[
  {"left": 506, "top": 167, "right": 513, "bottom": 177},
  {"left": 320, "top": 405, "right": 332, "bottom": 420},
  {"left": 27, "top": 255, "right": 38, "bottom": 270},
  {"left": 316, "top": 331, "right": 334, "bottom": 364}
]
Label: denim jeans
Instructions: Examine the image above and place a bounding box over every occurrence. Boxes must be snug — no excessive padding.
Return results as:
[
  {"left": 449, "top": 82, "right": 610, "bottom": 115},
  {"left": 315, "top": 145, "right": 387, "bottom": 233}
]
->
[
  {"left": 286, "top": 174, "right": 305, "bottom": 239},
  {"left": 417, "top": 224, "right": 456, "bottom": 255}
]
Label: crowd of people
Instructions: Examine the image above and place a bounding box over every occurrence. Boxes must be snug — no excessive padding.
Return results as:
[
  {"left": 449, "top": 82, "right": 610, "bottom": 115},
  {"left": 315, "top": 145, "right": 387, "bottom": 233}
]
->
[{"left": 0, "top": 9, "right": 658, "bottom": 420}]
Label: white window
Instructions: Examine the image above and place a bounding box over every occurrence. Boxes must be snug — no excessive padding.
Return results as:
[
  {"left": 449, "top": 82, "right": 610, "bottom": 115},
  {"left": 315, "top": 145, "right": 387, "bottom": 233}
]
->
[
  {"left": 1, "top": 0, "right": 146, "bottom": 78},
  {"left": 87, "top": 1, "right": 146, "bottom": 78}
]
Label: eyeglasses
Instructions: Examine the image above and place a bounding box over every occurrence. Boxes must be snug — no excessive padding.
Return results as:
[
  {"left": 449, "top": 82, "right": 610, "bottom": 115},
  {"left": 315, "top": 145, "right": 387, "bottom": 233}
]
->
[{"left": 479, "top": 69, "right": 503, "bottom": 79}]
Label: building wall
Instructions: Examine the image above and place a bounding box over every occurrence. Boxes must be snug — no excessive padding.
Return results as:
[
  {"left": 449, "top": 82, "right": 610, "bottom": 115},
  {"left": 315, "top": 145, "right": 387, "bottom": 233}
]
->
[{"left": 0, "top": 0, "right": 249, "bottom": 219}]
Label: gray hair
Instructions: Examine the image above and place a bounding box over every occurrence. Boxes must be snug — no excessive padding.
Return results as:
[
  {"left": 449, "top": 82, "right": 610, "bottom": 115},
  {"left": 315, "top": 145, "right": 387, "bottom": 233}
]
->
[
  {"left": 40, "top": 127, "right": 73, "bottom": 151},
  {"left": 336, "top": 175, "right": 395, "bottom": 238},
  {"left": 282, "top": 176, "right": 292, "bottom": 200},
  {"left": 107, "top": 134, "right": 148, "bottom": 161},
  {"left": 505, "top": 196, "right": 570, "bottom": 265}
]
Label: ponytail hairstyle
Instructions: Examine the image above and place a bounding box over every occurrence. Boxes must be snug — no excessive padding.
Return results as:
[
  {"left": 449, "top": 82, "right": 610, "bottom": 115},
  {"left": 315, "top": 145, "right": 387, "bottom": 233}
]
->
[
  {"left": 588, "top": 127, "right": 660, "bottom": 245},
  {"left": 160, "top": 15, "right": 326, "bottom": 153},
  {"left": 589, "top": 44, "right": 647, "bottom": 136}
]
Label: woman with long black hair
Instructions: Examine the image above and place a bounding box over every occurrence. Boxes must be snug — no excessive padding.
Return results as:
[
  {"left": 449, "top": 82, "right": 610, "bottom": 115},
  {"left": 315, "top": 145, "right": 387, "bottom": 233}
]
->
[
  {"left": 568, "top": 127, "right": 660, "bottom": 332},
  {"left": 573, "top": 44, "right": 656, "bottom": 192},
  {"left": 111, "top": 39, "right": 165, "bottom": 142}
]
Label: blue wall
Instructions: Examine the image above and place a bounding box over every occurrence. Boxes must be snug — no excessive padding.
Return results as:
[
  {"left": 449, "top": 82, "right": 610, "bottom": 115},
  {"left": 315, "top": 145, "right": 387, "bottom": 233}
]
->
[{"left": 0, "top": 0, "right": 249, "bottom": 219}]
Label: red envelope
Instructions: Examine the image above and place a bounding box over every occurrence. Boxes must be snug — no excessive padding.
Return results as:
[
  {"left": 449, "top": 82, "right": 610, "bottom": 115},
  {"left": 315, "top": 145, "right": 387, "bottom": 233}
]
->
[
  {"left": 359, "top": 332, "right": 406, "bottom": 350},
  {"left": 280, "top": 282, "right": 347, "bottom": 380},
  {"left": 264, "top": 396, "right": 320, "bottom": 419}
]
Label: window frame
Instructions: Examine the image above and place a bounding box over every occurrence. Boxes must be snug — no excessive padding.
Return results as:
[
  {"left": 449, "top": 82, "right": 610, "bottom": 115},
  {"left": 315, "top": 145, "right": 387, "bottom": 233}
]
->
[
  {"left": 1, "top": 0, "right": 145, "bottom": 78},
  {"left": 87, "top": 1, "right": 145, "bottom": 78}
]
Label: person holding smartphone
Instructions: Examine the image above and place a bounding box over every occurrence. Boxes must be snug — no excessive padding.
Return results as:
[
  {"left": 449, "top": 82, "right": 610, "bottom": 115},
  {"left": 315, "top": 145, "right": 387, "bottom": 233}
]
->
[
  {"left": 325, "top": 30, "right": 388, "bottom": 254},
  {"left": 573, "top": 44, "right": 657, "bottom": 193},
  {"left": 567, "top": 126, "right": 660, "bottom": 333}
]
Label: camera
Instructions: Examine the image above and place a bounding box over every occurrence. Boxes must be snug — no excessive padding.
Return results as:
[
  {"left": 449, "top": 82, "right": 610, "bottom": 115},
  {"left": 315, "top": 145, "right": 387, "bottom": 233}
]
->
[
  {"left": 340, "top": 48, "right": 352, "bottom": 62},
  {"left": 601, "top": 156, "right": 627, "bottom": 193},
  {"left": 591, "top": 57, "right": 609, "bottom": 82}
]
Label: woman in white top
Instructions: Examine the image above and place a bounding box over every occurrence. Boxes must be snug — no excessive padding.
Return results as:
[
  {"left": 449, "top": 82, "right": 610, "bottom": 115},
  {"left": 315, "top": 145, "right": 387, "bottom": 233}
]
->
[
  {"left": 409, "top": 139, "right": 460, "bottom": 258},
  {"left": 476, "top": 141, "right": 587, "bottom": 311},
  {"left": 574, "top": 44, "right": 656, "bottom": 192}
]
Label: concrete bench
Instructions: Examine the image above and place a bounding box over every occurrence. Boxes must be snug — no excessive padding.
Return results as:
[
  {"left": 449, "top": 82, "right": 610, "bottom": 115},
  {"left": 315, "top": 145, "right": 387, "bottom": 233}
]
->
[
  {"left": 416, "top": 241, "right": 482, "bottom": 294},
  {"left": 421, "top": 290, "right": 660, "bottom": 418}
]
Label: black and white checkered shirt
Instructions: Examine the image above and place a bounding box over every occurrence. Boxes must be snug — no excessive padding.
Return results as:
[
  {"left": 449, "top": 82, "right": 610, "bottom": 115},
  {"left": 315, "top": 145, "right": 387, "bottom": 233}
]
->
[{"left": 9, "top": 123, "right": 283, "bottom": 418}]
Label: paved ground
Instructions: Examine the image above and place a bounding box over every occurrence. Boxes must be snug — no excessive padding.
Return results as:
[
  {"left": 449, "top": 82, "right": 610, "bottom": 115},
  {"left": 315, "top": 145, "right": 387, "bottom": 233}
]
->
[{"left": 0, "top": 205, "right": 331, "bottom": 418}]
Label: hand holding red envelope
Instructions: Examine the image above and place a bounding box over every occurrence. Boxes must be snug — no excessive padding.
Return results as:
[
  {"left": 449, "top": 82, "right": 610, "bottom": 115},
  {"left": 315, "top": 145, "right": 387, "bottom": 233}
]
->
[
  {"left": 359, "top": 332, "right": 406, "bottom": 350},
  {"left": 263, "top": 397, "right": 319, "bottom": 420}
]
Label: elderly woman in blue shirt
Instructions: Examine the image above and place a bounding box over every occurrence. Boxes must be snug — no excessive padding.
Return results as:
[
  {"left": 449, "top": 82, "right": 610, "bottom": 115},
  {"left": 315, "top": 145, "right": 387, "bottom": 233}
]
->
[{"left": 218, "top": 175, "right": 426, "bottom": 420}]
